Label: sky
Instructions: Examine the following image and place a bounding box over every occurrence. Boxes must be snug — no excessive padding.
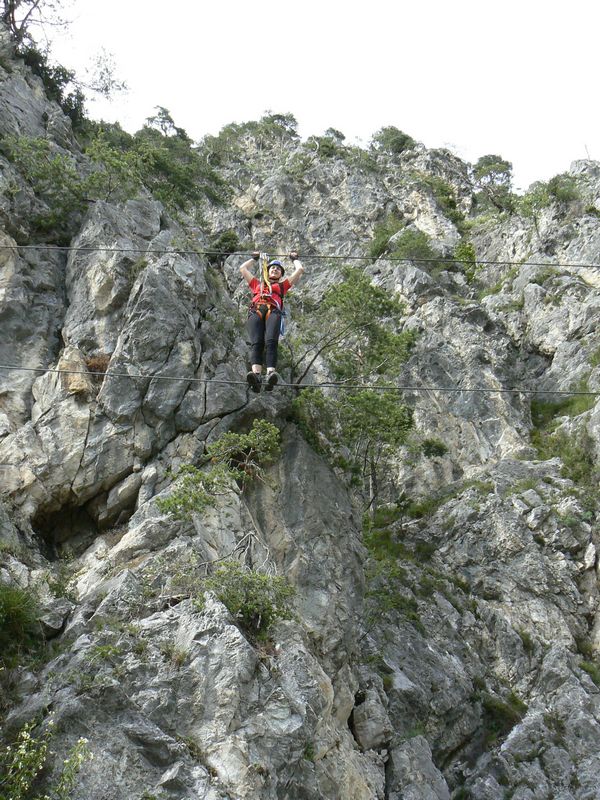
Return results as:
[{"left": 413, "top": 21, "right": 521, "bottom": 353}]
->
[{"left": 46, "top": 0, "right": 599, "bottom": 192}]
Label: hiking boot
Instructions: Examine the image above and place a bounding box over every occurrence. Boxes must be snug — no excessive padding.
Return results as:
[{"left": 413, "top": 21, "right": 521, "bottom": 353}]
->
[
  {"left": 246, "top": 371, "right": 262, "bottom": 393},
  {"left": 265, "top": 371, "right": 280, "bottom": 391}
]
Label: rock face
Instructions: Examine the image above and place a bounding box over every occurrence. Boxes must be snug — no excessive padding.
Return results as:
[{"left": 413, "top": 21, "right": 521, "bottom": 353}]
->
[{"left": 2, "top": 37, "right": 600, "bottom": 800}]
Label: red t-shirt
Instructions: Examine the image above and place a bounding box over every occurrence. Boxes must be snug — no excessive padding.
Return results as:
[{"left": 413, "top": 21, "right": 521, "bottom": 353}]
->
[{"left": 249, "top": 277, "right": 291, "bottom": 310}]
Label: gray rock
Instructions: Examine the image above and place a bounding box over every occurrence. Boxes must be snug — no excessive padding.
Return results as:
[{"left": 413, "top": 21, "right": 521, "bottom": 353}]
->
[
  {"left": 351, "top": 686, "right": 392, "bottom": 751},
  {"left": 39, "top": 596, "right": 74, "bottom": 638},
  {"left": 583, "top": 542, "right": 596, "bottom": 571},
  {"left": 387, "top": 736, "right": 450, "bottom": 800}
]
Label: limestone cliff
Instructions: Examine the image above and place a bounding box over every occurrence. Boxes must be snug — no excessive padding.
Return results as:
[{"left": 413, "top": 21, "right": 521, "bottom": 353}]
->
[{"left": 2, "top": 32, "right": 600, "bottom": 800}]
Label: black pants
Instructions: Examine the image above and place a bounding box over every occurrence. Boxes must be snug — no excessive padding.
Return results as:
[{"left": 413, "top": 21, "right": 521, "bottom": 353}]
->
[{"left": 247, "top": 306, "right": 281, "bottom": 368}]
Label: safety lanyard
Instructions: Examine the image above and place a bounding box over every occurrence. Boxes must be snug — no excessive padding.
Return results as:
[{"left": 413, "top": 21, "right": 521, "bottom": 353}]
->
[{"left": 260, "top": 251, "right": 271, "bottom": 293}]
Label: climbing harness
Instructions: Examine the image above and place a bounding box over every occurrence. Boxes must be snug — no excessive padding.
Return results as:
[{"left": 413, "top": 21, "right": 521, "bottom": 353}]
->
[{"left": 253, "top": 303, "right": 272, "bottom": 322}]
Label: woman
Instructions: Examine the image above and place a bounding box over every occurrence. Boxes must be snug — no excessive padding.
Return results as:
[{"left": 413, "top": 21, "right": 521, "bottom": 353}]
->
[{"left": 240, "top": 251, "right": 304, "bottom": 392}]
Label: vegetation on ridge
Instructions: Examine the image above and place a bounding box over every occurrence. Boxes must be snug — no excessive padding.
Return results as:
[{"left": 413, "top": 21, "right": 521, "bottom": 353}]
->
[{"left": 0, "top": 106, "right": 227, "bottom": 240}]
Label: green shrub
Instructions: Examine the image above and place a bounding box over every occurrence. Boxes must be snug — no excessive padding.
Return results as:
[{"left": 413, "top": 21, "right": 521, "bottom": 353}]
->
[
  {"left": 580, "top": 660, "right": 600, "bottom": 687},
  {"left": 518, "top": 181, "right": 550, "bottom": 218},
  {"left": 205, "top": 418, "right": 281, "bottom": 486},
  {"left": 293, "top": 387, "right": 413, "bottom": 506},
  {"left": 453, "top": 240, "right": 478, "bottom": 283},
  {"left": 309, "top": 135, "right": 340, "bottom": 158},
  {"left": 284, "top": 150, "right": 315, "bottom": 180},
  {"left": 498, "top": 294, "right": 525, "bottom": 313},
  {"left": 345, "top": 147, "right": 379, "bottom": 173},
  {"left": 464, "top": 479, "right": 494, "bottom": 495},
  {"left": 518, "top": 174, "right": 579, "bottom": 220},
  {"left": 336, "top": 390, "right": 413, "bottom": 450},
  {"left": 416, "top": 573, "right": 443, "bottom": 597},
  {"left": 368, "top": 504, "right": 405, "bottom": 529},
  {"left": 369, "top": 214, "right": 406, "bottom": 259},
  {"left": 370, "top": 126, "right": 416, "bottom": 155},
  {"left": 321, "top": 265, "right": 405, "bottom": 325},
  {"left": 0, "top": 584, "right": 41, "bottom": 667},
  {"left": 289, "top": 265, "right": 414, "bottom": 507},
  {"left": 208, "top": 229, "right": 240, "bottom": 265},
  {"left": 477, "top": 265, "right": 519, "bottom": 300},
  {"left": 18, "top": 45, "right": 86, "bottom": 129},
  {"left": 473, "top": 154, "right": 515, "bottom": 213},
  {"left": 291, "top": 389, "right": 337, "bottom": 456},
  {"left": 531, "top": 384, "right": 596, "bottom": 429},
  {"left": 543, "top": 711, "right": 566, "bottom": 739},
  {"left": 254, "top": 112, "right": 299, "bottom": 142},
  {"left": 132, "top": 117, "right": 228, "bottom": 209},
  {"left": 290, "top": 264, "right": 415, "bottom": 383},
  {"left": 415, "top": 540, "right": 437, "bottom": 560},
  {"left": 157, "top": 420, "right": 281, "bottom": 518},
  {"left": 0, "top": 539, "right": 30, "bottom": 562},
  {"left": 362, "top": 517, "right": 427, "bottom": 632},
  {"left": 0, "top": 718, "right": 91, "bottom": 800},
  {"left": 199, "top": 112, "right": 298, "bottom": 166},
  {"left": 588, "top": 346, "right": 600, "bottom": 368},
  {"left": 323, "top": 127, "right": 346, "bottom": 142},
  {"left": 547, "top": 173, "right": 580, "bottom": 203},
  {"left": 363, "top": 526, "right": 412, "bottom": 562},
  {"left": 82, "top": 129, "right": 146, "bottom": 202},
  {"left": 421, "top": 438, "right": 449, "bottom": 458},
  {"left": 303, "top": 742, "right": 316, "bottom": 761},
  {"left": 155, "top": 464, "right": 227, "bottom": 518},
  {"left": 202, "top": 561, "right": 295, "bottom": 639},
  {"left": 575, "top": 637, "right": 594, "bottom": 658},
  {"left": 1, "top": 123, "right": 226, "bottom": 239},
  {"left": 46, "top": 559, "right": 77, "bottom": 602},
  {"left": 365, "top": 558, "right": 424, "bottom": 634},
  {"left": 416, "top": 173, "right": 464, "bottom": 228},
  {"left": 369, "top": 215, "right": 439, "bottom": 262},
  {"left": 503, "top": 477, "right": 541, "bottom": 497},
  {"left": 481, "top": 691, "right": 527, "bottom": 744},
  {"left": 474, "top": 154, "right": 512, "bottom": 185},
  {"left": 388, "top": 229, "right": 438, "bottom": 263},
  {"left": 452, "top": 788, "right": 470, "bottom": 800},
  {"left": 404, "top": 494, "right": 448, "bottom": 519},
  {"left": 518, "top": 628, "right": 535, "bottom": 654},
  {"left": 84, "top": 115, "right": 228, "bottom": 212},
  {"left": 1, "top": 136, "right": 87, "bottom": 238},
  {"left": 530, "top": 387, "right": 598, "bottom": 488},
  {"left": 403, "top": 479, "right": 492, "bottom": 521},
  {"left": 530, "top": 266, "right": 559, "bottom": 286}
]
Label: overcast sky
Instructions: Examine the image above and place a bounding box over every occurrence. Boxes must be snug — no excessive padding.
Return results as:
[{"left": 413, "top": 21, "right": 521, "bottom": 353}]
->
[{"left": 48, "top": 0, "right": 599, "bottom": 192}]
